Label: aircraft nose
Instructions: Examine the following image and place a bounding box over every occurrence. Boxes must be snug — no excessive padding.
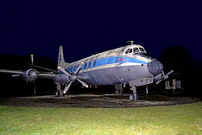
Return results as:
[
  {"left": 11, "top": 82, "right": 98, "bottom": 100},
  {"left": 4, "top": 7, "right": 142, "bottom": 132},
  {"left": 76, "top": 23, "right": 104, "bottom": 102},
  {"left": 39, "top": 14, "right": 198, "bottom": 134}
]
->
[{"left": 147, "top": 59, "right": 163, "bottom": 76}]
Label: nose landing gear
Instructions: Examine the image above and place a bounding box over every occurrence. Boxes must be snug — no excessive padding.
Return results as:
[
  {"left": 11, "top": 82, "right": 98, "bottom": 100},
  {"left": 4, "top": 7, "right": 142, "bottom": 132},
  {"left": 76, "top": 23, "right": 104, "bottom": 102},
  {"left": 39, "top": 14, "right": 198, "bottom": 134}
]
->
[{"left": 129, "top": 86, "right": 138, "bottom": 101}]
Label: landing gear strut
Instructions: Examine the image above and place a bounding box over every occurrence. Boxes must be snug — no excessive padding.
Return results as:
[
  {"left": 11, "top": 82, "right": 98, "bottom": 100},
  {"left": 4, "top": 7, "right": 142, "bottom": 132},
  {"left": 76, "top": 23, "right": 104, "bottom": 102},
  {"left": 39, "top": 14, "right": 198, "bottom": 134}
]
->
[
  {"left": 129, "top": 86, "right": 138, "bottom": 101},
  {"left": 115, "top": 84, "right": 124, "bottom": 94},
  {"left": 55, "top": 84, "right": 64, "bottom": 97}
]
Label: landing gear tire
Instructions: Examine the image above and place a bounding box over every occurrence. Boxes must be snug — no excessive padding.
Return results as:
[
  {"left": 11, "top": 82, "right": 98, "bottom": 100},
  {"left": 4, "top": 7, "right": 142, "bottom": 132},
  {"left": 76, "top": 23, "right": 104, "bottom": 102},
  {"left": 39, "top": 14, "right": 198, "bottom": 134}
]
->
[
  {"left": 129, "top": 86, "right": 138, "bottom": 101},
  {"left": 129, "top": 94, "right": 138, "bottom": 101}
]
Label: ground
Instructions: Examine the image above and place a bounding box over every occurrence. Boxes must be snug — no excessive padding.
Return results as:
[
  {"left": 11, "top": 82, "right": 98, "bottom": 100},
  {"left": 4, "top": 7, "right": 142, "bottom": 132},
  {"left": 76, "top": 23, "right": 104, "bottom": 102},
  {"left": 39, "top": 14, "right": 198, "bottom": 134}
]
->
[{"left": 0, "top": 93, "right": 201, "bottom": 108}]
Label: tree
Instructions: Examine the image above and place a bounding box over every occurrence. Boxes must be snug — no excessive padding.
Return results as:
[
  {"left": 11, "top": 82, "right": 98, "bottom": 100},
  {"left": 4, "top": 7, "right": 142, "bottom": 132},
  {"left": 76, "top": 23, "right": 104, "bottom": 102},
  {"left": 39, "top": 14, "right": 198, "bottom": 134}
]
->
[
  {"left": 159, "top": 45, "right": 193, "bottom": 73},
  {"left": 159, "top": 45, "right": 196, "bottom": 92}
]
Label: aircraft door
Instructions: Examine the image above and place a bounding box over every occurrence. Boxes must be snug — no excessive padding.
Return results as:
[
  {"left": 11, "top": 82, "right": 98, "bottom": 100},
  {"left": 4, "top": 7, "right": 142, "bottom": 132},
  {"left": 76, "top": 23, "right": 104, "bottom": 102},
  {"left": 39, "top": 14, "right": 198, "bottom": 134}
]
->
[{"left": 116, "top": 47, "right": 126, "bottom": 66}]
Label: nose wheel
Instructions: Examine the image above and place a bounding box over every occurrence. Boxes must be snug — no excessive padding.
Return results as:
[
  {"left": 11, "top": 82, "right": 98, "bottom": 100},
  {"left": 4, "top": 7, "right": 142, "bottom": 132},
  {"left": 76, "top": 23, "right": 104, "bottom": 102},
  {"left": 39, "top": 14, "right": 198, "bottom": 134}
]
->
[
  {"left": 129, "top": 86, "right": 138, "bottom": 101},
  {"left": 129, "top": 94, "right": 138, "bottom": 101}
]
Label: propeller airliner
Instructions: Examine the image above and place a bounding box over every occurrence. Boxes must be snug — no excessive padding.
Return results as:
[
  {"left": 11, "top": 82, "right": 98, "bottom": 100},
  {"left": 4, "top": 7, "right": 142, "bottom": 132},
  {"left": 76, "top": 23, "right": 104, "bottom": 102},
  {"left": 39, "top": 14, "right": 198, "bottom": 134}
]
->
[{"left": 0, "top": 41, "right": 173, "bottom": 101}]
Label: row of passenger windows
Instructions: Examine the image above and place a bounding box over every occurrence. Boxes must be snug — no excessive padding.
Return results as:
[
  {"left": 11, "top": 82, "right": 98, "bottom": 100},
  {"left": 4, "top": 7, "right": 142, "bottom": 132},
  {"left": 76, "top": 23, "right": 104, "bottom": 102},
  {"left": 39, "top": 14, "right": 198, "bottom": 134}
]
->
[
  {"left": 66, "top": 59, "right": 97, "bottom": 73},
  {"left": 125, "top": 47, "right": 146, "bottom": 54}
]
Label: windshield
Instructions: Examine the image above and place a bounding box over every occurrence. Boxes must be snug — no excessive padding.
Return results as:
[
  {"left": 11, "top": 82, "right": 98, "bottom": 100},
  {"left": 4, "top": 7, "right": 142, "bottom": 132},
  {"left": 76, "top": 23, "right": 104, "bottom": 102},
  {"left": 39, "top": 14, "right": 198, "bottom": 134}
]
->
[
  {"left": 125, "top": 46, "right": 146, "bottom": 54},
  {"left": 125, "top": 48, "right": 133, "bottom": 54},
  {"left": 133, "top": 47, "right": 139, "bottom": 53}
]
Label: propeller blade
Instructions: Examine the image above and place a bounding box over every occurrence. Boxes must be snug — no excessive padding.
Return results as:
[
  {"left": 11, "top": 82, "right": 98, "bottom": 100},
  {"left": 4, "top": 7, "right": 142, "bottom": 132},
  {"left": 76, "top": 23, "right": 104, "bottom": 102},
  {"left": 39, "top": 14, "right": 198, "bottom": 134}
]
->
[
  {"left": 58, "top": 66, "right": 71, "bottom": 76},
  {"left": 77, "top": 79, "right": 88, "bottom": 88},
  {"left": 12, "top": 74, "right": 21, "bottom": 77},
  {"left": 166, "top": 70, "right": 174, "bottom": 76},
  {"left": 146, "top": 85, "right": 148, "bottom": 94},
  {"left": 162, "top": 70, "right": 165, "bottom": 76},
  {"left": 33, "top": 80, "right": 36, "bottom": 94},
  {"left": 63, "top": 81, "right": 73, "bottom": 94},
  {"left": 156, "top": 79, "right": 163, "bottom": 84},
  {"left": 31, "top": 54, "right": 34, "bottom": 67},
  {"left": 75, "top": 62, "right": 83, "bottom": 75}
]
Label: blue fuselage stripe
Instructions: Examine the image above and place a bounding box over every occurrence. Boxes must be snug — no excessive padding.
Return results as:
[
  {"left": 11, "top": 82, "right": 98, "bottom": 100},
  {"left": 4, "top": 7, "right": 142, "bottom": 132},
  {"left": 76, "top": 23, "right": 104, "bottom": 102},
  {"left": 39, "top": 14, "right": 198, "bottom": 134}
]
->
[{"left": 66, "top": 56, "right": 147, "bottom": 73}]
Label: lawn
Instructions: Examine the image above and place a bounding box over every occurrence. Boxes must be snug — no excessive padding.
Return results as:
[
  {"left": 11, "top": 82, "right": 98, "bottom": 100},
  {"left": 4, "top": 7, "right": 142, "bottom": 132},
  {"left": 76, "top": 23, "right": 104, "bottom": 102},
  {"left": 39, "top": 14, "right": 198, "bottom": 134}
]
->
[{"left": 0, "top": 102, "right": 202, "bottom": 135}]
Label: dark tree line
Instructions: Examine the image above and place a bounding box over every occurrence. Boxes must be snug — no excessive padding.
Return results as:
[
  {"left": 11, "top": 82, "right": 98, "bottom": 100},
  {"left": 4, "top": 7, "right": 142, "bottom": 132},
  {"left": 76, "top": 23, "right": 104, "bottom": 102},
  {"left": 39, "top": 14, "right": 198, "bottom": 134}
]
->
[{"left": 159, "top": 45, "right": 202, "bottom": 94}]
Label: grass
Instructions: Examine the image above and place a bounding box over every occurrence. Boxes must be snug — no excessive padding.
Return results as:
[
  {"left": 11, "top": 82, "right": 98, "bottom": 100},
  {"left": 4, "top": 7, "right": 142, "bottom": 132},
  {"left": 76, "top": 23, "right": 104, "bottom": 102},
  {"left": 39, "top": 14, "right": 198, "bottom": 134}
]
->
[{"left": 0, "top": 102, "right": 202, "bottom": 135}]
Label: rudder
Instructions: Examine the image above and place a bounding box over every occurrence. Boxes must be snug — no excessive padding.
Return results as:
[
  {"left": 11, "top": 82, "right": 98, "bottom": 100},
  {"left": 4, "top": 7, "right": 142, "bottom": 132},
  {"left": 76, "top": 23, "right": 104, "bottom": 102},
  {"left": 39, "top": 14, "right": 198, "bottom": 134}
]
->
[{"left": 57, "top": 45, "right": 67, "bottom": 70}]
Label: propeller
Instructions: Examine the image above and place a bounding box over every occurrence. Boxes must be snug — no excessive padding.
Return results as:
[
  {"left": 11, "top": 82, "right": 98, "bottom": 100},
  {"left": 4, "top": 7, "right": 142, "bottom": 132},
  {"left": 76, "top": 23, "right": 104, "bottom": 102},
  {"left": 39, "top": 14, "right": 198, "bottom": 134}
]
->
[
  {"left": 11, "top": 54, "right": 37, "bottom": 94},
  {"left": 58, "top": 62, "right": 88, "bottom": 94},
  {"left": 156, "top": 70, "right": 174, "bottom": 84}
]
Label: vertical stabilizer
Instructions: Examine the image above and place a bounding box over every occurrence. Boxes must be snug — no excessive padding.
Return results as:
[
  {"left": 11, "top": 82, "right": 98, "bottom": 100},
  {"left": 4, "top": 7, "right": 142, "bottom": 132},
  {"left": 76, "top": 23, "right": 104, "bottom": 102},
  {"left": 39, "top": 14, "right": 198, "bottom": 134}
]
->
[{"left": 57, "top": 45, "right": 67, "bottom": 70}]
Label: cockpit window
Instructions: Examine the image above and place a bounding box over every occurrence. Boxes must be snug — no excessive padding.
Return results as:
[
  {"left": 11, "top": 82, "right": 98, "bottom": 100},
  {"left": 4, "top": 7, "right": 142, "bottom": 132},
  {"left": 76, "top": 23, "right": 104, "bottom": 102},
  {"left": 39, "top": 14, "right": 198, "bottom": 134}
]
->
[
  {"left": 139, "top": 47, "right": 145, "bottom": 52},
  {"left": 133, "top": 47, "right": 139, "bottom": 53},
  {"left": 125, "top": 48, "right": 132, "bottom": 54},
  {"left": 129, "top": 48, "right": 132, "bottom": 53},
  {"left": 125, "top": 49, "right": 129, "bottom": 54}
]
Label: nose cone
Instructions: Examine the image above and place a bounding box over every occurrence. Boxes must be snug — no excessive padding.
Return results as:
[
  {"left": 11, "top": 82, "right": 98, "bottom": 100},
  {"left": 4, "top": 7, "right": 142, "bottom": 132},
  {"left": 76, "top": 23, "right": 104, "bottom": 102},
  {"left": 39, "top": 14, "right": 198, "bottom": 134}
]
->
[{"left": 147, "top": 59, "right": 163, "bottom": 76}]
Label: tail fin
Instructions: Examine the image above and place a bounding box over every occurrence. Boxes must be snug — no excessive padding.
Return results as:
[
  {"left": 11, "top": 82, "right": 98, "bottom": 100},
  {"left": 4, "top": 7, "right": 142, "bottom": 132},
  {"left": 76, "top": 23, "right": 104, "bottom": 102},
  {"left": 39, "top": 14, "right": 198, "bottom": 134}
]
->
[{"left": 57, "top": 45, "right": 68, "bottom": 70}]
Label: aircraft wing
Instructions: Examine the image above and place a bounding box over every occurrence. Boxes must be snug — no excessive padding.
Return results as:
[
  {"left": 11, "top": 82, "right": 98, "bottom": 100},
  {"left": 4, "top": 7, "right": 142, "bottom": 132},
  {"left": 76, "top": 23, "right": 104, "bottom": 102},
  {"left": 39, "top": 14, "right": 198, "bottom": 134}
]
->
[
  {"left": 0, "top": 69, "right": 23, "bottom": 74},
  {"left": 37, "top": 72, "right": 56, "bottom": 79},
  {"left": 0, "top": 69, "right": 56, "bottom": 80}
]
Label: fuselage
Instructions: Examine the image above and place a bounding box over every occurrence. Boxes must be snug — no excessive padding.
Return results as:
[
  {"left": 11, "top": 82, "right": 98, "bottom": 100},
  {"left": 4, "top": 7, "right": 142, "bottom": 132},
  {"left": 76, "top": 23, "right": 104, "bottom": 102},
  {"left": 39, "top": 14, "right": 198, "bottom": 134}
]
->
[{"left": 57, "top": 44, "right": 163, "bottom": 86}]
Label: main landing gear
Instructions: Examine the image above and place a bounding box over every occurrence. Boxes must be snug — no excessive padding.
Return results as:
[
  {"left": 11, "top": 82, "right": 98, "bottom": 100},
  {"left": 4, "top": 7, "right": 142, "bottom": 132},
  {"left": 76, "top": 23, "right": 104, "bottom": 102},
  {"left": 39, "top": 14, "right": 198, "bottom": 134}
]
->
[
  {"left": 55, "top": 84, "right": 64, "bottom": 97},
  {"left": 129, "top": 86, "right": 138, "bottom": 101},
  {"left": 115, "top": 84, "right": 124, "bottom": 95}
]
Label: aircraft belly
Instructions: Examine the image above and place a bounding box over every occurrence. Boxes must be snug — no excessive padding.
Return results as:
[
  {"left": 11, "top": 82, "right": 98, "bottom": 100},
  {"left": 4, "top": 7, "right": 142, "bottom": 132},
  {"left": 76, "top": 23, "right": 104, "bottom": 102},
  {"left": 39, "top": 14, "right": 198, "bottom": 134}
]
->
[
  {"left": 79, "top": 67, "right": 121, "bottom": 85},
  {"left": 91, "top": 68, "right": 120, "bottom": 85},
  {"left": 79, "top": 64, "right": 152, "bottom": 86},
  {"left": 116, "top": 64, "right": 151, "bottom": 82}
]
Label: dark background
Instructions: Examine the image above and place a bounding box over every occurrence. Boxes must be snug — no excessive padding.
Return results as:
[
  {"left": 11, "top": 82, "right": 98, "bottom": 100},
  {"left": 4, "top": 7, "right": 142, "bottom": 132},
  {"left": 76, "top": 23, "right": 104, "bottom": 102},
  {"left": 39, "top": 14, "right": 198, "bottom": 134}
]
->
[{"left": 0, "top": 0, "right": 202, "bottom": 96}]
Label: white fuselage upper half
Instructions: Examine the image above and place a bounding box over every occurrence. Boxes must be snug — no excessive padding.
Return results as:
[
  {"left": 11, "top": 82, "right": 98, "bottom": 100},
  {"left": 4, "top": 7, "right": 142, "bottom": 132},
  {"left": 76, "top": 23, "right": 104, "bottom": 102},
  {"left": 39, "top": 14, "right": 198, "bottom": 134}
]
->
[{"left": 56, "top": 44, "right": 163, "bottom": 86}]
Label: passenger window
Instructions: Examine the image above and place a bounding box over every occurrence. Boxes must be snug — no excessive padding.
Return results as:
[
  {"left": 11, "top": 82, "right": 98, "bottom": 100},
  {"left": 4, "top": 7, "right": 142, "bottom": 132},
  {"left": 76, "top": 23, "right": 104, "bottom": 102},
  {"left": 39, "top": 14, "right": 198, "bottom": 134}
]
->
[
  {"left": 84, "top": 63, "right": 87, "bottom": 69},
  {"left": 133, "top": 47, "right": 139, "bottom": 53},
  {"left": 93, "top": 60, "right": 96, "bottom": 67},
  {"left": 89, "top": 61, "right": 91, "bottom": 68}
]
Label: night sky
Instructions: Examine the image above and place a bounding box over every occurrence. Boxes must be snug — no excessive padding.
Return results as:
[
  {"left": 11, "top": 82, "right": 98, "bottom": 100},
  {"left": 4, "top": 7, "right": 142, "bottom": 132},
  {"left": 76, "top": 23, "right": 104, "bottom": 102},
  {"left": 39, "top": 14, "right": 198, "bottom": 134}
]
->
[{"left": 1, "top": 0, "right": 202, "bottom": 63}]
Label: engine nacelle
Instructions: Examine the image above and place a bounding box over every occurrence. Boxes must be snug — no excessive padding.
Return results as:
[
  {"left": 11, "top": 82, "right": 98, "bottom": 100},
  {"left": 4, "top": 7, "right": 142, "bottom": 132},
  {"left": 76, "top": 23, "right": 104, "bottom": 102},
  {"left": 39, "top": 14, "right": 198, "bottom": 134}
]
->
[
  {"left": 54, "top": 74, "right": 70, "bottom": 84},
  {"left": 22, "top": 69, "right": 37, "bottom": 82}
]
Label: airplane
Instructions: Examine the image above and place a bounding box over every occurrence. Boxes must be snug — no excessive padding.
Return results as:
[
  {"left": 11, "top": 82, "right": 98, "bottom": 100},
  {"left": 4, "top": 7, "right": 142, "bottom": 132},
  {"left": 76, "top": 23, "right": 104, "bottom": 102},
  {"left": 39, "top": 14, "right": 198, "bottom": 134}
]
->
[{"left": 0, "top": 40, "right": 173, "bottom": 101}]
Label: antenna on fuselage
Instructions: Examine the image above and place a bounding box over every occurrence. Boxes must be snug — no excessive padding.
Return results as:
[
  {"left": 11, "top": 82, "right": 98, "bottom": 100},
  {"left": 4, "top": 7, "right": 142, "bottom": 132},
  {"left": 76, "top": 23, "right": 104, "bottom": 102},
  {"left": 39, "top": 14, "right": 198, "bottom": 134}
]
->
[{"left": 126, "top": 40, "right": 134, "bottom": 45}]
